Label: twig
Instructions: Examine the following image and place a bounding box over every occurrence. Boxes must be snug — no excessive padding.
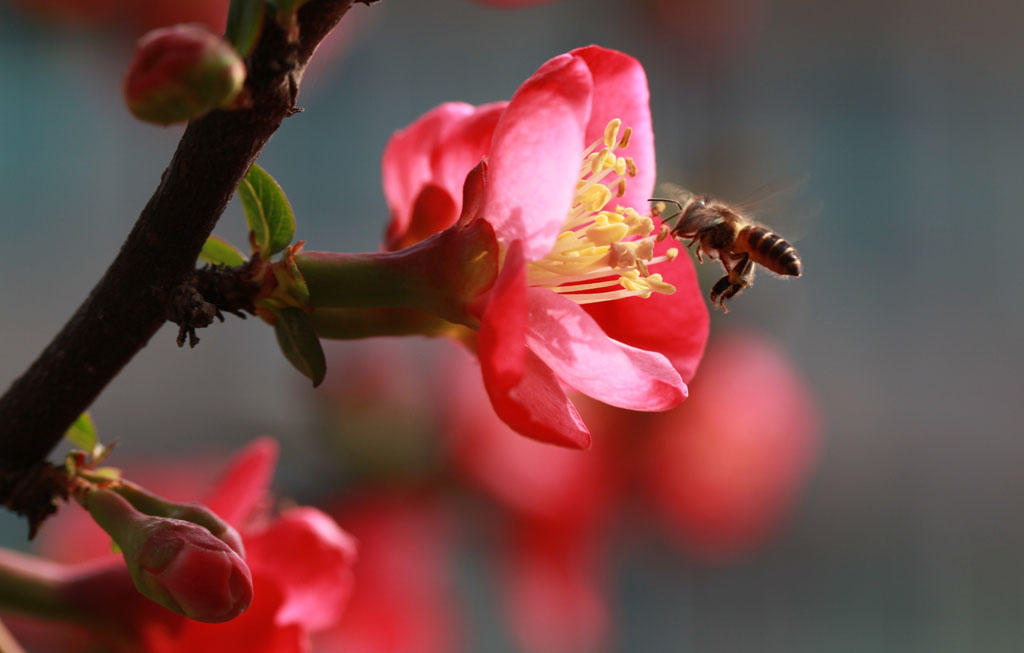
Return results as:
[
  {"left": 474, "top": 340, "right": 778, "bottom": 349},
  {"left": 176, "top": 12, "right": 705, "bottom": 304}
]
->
[{"left": 0, "top": 0, "right": 369, "bottom": 532}]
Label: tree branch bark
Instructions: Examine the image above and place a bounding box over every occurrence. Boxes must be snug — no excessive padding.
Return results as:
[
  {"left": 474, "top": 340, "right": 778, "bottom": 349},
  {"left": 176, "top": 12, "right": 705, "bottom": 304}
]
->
[{"left": 0, "top": 0, "right": 368, "bottom": 531}]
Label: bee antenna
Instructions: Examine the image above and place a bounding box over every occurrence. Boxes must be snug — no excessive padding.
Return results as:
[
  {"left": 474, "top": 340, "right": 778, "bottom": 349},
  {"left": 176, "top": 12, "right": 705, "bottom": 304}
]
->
[
  {"left": 649, "top": 197, "right": 684, "bottom": 223},
  {"left": 649, "top": 197, "right": 684, "bottom": 210}
]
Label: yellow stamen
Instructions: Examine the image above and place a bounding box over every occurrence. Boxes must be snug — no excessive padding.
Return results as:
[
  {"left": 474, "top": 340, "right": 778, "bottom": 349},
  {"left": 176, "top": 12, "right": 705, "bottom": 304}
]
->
[{"left": 526, "top": 119, "right": 677, "bottom": 305}]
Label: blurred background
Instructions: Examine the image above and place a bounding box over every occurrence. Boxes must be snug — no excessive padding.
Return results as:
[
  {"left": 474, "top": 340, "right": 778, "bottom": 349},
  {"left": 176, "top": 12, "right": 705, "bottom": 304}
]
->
[{"left": 1, "top": 0, "right": 1022, "bottom": 651}]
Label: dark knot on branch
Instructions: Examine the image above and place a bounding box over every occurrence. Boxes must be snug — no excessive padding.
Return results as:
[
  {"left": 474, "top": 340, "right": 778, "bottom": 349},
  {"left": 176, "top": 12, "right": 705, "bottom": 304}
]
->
[{"left": 164, "top": 264, "right": 259, "bottom": 347}]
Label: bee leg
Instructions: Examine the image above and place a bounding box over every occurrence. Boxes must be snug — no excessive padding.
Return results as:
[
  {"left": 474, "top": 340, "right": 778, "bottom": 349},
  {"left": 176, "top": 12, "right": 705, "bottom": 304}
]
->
[
  {"left": 710, "top": 255, "right": 755, "bottom": 312},
  {"left": 709, "top": 275, "right": 735, "bottom": 312},
  {"left": 728, "top": 254, "right": 755, "bottom": 287}
]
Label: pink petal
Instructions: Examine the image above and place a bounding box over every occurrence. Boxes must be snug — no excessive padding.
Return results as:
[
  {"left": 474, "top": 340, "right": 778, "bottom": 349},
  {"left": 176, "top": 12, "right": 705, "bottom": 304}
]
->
[
  {"left": 483, "top": 346, "right": 591, "bottom": 449},
  {"left": 501, "top": 523, "right": 609, "bottom": 653},
  {"left": 320, "top": 496, "right": 459, "bottom": 653},
  {"left": 399, "top": 184, "right": 458, "bottom": 248},
  {"left": 382, "top": 102, "right": 504, "bottom": 249},
  {"left": 141, "top": 571, "right": 305, "bottom": 653},
  {"left": 572, "top": 45, "right": 657, "bottom": 211},
  {"left": 525, "top": 288, "right": 686, "bottom": 411},
  {"left": 584, "top": 238, "right": 709, "bottom": 382},
  {"left": 478, "top": 241, "right": 590, "bottom": 447},
  {"left": 245, "top": 507, "right": 358, "bottom": 631},
  {"left": 204, "top": 437, "right": 279, "bottom": 529},
  {"left": 442, "top": 345, "right": 615, "bottom": 526},
  {"left": 478, "top": 239, "right": 527, "bottom": 387},
  {"left": 429, "top": 102, "right": 504, "bottom": 218},
  {"left": 485, "top": 54, "right": 593, "bottom": 259}
]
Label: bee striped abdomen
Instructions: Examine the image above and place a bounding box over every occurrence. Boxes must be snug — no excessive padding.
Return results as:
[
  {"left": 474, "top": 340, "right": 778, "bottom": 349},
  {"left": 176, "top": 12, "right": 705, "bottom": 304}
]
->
[{"left": 742, "top": 226, "right": 802, "bottom": 277}]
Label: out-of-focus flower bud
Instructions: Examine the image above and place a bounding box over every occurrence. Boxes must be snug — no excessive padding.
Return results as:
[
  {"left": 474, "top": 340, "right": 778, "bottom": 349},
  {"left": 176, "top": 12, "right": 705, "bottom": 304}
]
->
[
  {"left": 123, "top": 23, "right": 246, "bottom": 126},
  {"left": 111, "top": 480, "right": 245, "bottom": 557},
  {"left": 86, "top": 488, "right": 254, "bottom": 622}
]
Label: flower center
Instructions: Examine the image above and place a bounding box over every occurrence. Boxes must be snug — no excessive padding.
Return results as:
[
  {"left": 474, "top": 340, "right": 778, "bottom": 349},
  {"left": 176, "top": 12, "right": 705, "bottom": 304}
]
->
[{"left": 526, "top": 119, "right": 679, "bottom": 305}]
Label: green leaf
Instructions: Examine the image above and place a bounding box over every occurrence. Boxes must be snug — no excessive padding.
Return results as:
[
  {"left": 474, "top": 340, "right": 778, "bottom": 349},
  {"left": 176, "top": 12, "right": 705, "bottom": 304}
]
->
[
  {"left": 273, "top": 307, "right": 326, "bottom": 387},
  {"left": 238, "top": 163, "right": 295, "bottom": 257},
  {"left": 65, "top": 412, "right": 97, "bottom": 453},
  {"left": 199, "top": 235, "right": 247, "bottom": 266},
  {"left": 226, "top": 0, "right": 266, "bottom": 57}
]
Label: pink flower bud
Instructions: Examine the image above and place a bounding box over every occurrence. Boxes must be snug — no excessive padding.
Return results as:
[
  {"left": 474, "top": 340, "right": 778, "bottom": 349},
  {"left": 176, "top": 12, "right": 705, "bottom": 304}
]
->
[
  {"left": 87, "top": 489, "right": 253, "bottom": 622},
  {"left": 123, "top": 23, "right": 246, "bottom": 125}
]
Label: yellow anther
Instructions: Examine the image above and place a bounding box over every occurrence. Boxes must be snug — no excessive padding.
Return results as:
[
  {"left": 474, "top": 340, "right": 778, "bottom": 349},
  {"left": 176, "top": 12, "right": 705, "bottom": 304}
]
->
[
  {"left": 646, "top": 274, "right": 676, "bottom": 295},
  {"left": 618, "top": 127, "right": 632, "bottom": 149},
  {"left": 614, "top": 157, "right": 627, "bottom": 177},
  {"left": 630, "top": 216, "right": 655, "bottom": 237},
  {"left": 666, "top": 247, "right": 679, "bottom": 260},
  {"left": 619, "top": 270, "right": 645, "bottom": 291},
  {"left": 625, "top": 157, "right": 637, "bottom": 177},
  {"left": 585, "top": 222, "right": 630, "bottom": 246},
  {"left": 591, "top": 148, "right": 611, "bottom": 174},
  {"left": 604, "top": 119, "right": 622, "bottom": 148},
  {"left": 580, "top": 184, "right": 611, "bottom": 212}
]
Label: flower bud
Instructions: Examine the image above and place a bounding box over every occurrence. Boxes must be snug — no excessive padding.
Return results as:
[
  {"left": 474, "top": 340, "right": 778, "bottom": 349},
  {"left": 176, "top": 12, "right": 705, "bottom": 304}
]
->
[
  {"left": 87, "top": 488, "right": 253, "bottom": 622},
  {"left": 111, "top": 481, "right": 245, "bottom": 557},
  {"left": 123, "top": 23, "right": 246, "bottom": 125}
]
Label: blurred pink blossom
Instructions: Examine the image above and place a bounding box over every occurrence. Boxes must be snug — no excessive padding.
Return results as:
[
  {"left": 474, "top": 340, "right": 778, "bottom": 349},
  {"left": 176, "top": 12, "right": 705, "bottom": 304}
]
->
[
  {"left": 642, "top": 331, "right": 820, "bottom": 562},
  {"left": 439, "top": 329, "right": 818, "bottom": 649},
  {"left": 9, "top": 438, "right": 357, "bottom": 653},
  {"left": 316, "top": 495, "right": 459, "bottom": 653}
]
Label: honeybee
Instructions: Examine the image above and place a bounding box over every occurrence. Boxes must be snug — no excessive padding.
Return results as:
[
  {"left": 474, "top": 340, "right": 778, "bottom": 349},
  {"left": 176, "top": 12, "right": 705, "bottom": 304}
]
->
[{"left": 650, "top": 186, "right": 802, "bottom": 311}]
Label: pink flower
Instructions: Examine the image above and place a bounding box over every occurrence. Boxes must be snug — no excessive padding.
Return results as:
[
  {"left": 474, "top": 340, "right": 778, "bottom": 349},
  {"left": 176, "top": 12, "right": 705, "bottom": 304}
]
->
[
  {"left": 642, "top": 331, "right": 820, "bottom": 562},
  {"left": 442, "top": 345, "right": 615, "bottom": 653},
  {"left": 381, "top": 46, "right": 709, "bottom": 449},
  {"left": 13, "top": 438, "right": 357, "bottom": 653},
  {"left": 316, "top": 495, "right": 459, "bottom": 653},
  {"left": 502, "top": 521, "right": 608, "bottom": 653}
]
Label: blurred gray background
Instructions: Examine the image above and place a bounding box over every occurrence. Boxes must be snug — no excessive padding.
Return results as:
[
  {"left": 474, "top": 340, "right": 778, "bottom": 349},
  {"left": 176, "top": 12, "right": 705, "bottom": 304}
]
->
[{"left": 2, "top": 0, "right": 1023, "bottom": 651}]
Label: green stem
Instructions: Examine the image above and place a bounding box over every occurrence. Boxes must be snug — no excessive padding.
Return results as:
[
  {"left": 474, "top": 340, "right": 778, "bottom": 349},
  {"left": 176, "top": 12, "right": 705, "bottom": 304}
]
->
[
  {"left": 307, "top": 307, "right": 460, "bottom": 340},
  {"left": 297, "top": 249, "right": 450, "bottom": 312},
  {"left": 294, "top": 218, "right": 499, "bottom": 330}
]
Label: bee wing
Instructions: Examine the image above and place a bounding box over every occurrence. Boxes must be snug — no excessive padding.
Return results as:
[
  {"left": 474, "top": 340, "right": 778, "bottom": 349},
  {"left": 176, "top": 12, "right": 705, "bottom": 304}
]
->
[
  {"left": 733, "top": 174, "right": 809, "bottom": 212},
  {"left": 734, "top": 175, "right": 818, "bottom": 244}
]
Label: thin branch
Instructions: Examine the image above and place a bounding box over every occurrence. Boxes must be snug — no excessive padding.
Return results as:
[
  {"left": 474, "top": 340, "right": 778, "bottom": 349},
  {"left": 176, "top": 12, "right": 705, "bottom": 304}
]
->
[{"left": 0, "top": 0, "right": 369, "bottom": 531}]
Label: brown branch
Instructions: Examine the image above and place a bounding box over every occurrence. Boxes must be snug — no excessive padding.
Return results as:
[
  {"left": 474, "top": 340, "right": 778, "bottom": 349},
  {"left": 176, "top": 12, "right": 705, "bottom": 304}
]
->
[{"left": 0, "top": 0, "right": 371, "bottom": 531}]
